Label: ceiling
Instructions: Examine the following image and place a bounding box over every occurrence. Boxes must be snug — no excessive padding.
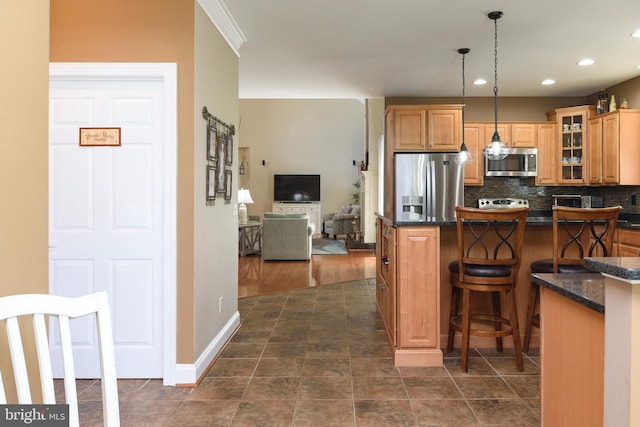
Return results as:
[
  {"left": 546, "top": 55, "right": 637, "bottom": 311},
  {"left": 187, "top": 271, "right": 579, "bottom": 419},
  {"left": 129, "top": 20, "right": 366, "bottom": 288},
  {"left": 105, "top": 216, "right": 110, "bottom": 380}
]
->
[{"left": 223, "top": 0, "right": 640, "bottom": 99}]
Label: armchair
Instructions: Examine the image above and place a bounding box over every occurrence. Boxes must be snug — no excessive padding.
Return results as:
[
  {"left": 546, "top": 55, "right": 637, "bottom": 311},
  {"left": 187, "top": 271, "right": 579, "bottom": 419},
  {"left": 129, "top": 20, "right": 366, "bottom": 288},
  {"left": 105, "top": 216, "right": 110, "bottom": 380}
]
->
[
  {"left": 322, "top": 205, "right": 360, "bottom": 238},
  {"left": 262, "top": 212, "right": 315, "bottom": 260}
]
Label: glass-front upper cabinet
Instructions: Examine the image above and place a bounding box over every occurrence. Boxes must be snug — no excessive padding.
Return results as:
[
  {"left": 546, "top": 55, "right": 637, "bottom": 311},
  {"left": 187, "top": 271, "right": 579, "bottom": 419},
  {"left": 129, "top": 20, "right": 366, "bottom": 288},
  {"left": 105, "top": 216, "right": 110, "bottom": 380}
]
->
[{"left": 546, "top": 105, "right": 596, "bottom": 185}]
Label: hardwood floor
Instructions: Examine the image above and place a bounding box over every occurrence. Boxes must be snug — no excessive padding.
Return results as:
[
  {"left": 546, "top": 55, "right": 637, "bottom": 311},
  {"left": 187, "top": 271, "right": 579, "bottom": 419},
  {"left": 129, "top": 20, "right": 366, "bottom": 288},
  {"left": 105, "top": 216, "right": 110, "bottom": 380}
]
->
[{"left": 238, "top": 247, "right": 376, "bottom": 298}]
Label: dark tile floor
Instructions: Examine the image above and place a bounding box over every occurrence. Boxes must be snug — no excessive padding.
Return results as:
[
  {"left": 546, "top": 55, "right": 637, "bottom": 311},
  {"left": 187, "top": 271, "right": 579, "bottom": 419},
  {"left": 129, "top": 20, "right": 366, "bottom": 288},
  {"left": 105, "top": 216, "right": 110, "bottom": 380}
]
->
[{"left": 77, "top": 278, "right": 541, "bottom": 426}]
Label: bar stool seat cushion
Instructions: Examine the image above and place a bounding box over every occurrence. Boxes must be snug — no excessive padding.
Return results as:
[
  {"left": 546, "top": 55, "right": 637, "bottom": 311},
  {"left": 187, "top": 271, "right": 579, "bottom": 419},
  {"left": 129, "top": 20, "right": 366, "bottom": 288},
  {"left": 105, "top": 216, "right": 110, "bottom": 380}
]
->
[
  {"left": 530, "top": 259, "right": 593, "bottom": 274},
  {"left": 448, "top": 260, "right": 512, "bottom": 277}
]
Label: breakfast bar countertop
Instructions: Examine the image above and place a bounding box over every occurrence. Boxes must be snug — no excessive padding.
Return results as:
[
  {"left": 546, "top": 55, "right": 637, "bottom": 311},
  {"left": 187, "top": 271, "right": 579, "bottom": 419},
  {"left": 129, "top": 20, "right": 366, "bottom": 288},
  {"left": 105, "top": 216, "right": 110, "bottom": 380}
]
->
[
  {"left": 531, "top": 272, "right": 605, "bottom": 313},
  {"left": 584, "top": 257, "right": 640, "bottom": 281}
]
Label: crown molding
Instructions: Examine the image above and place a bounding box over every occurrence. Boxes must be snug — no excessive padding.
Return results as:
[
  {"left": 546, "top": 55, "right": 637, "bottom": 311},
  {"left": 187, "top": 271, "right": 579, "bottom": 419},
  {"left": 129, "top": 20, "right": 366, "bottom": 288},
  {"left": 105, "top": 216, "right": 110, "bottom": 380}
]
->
[{"left": 198, "top": 0, "right": 246, "bottom": 57}]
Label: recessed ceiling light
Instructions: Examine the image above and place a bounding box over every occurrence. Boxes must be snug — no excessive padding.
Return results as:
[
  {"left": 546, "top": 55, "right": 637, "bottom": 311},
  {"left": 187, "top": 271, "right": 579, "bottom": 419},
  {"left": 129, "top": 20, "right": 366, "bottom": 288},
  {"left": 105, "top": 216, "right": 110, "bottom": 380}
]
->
[
  {"left": 541, "top": 79, "right": 556, "bottom": 85},
  {"left": 474, "top": 78, "right": 487, "bottom": 85},
  {"left": 632, "top": 30, "right": 640, "bottom": 38},
  {"left": 577, "top": 58, "right": 595, "bottom": 66}
]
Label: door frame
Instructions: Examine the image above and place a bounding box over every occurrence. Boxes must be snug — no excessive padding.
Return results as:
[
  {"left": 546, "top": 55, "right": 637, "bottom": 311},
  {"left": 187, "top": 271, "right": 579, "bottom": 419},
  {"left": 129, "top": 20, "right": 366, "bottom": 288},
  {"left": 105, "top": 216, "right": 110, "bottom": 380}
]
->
[{"left": 49, "top": 62, "right": 178, "bottom": 385}]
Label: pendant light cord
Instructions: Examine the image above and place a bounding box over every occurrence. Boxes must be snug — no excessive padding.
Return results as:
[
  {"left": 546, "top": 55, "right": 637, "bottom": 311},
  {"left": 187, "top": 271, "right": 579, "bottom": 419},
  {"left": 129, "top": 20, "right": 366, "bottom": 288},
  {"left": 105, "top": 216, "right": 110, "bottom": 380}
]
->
[
  {"left": 455, "top": 48, "right": 471, "bottom": 165},
  {"left": 461, "top": 49, "right": 467, "bottom": 146},
  {"left": 491, "top": 12, "right": 501, "bottom": 132}
]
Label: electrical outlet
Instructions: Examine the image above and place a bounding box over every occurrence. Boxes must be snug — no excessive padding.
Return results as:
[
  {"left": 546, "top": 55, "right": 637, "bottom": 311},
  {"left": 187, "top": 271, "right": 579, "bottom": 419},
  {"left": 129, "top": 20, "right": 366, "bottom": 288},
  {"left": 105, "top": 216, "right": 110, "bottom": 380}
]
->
[{"left": 218, "top": 296, "right": 224, "bottom": 314}]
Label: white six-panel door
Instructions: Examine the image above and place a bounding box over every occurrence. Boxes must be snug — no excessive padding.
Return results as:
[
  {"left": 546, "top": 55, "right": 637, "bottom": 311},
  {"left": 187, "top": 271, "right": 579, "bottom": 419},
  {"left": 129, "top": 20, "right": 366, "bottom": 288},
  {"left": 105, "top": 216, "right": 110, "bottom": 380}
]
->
[{"left": 49, "top": 64, "right": 176, "bottom": 379}]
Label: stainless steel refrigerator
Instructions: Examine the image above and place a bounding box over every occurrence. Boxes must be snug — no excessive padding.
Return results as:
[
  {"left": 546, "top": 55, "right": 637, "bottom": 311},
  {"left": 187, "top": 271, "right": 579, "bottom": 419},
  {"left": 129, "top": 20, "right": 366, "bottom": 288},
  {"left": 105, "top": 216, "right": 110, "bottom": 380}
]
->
[{"left": 394, "top": 152, "right": 464, "bottom": 222}]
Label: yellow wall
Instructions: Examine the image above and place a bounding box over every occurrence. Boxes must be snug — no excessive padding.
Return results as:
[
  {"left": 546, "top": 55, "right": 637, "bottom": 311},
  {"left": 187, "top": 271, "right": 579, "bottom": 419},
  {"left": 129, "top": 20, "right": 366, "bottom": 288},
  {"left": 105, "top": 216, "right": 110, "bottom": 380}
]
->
[
  {"left": 0, "top": 0, "right": 50, "bottom": 402},
  {"left": 50, "top": 0, "right": 197, "bottom": 363}
]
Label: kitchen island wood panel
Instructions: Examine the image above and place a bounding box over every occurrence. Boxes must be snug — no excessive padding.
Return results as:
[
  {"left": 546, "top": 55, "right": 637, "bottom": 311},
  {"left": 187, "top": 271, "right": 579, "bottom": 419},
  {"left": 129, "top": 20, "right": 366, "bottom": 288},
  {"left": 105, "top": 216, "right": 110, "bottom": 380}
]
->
[
  {"left": 397, "top": 227, "right": 439, "bottom": 350},
  {"left": 540, "top": 286, "right": 604, "bottom": 427},
  {"left": 376, "top": 218, "right": 442, "bottom": 366}
]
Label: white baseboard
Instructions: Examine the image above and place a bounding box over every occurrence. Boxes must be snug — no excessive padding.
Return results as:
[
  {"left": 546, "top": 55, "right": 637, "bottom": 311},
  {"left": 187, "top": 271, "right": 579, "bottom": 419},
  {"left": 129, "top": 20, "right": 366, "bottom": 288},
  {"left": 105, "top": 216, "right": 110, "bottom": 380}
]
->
[{"left": 174, "top": 311, "right": 241, "bottom": 386}]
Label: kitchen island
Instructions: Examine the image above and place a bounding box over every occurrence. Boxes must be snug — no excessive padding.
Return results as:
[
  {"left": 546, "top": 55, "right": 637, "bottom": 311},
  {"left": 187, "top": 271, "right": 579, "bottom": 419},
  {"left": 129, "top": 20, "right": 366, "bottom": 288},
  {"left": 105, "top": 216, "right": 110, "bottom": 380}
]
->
[
  {"left": 375, "top": 215, "right": 557, "bottom": 366},
  {"left": 375, "top": 216, "right": 640, "bottom": 365}
]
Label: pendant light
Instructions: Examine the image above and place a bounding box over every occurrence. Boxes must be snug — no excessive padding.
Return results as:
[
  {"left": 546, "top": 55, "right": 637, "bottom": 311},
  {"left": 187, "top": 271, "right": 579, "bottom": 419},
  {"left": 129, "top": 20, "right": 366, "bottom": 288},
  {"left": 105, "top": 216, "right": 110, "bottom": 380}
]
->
[
  {"left": 483, "top": 11, "right": 509, "bottom": 161},
  {"left": 454, "top": 48, "right": 473, "bottom": 166}
]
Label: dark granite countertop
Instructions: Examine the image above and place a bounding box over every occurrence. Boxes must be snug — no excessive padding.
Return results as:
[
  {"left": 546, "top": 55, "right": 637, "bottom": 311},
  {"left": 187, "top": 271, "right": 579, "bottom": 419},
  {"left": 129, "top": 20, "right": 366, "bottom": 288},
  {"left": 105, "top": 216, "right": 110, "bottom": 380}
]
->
[
  {"left": 531, "top": 273, "right": 605, "bottom": 313},
  {"left": 376, "top": 211, "right": 640, "bottom": 228},
  {"left": 584, "top": 257, "right": 640, "bottom": 281}
]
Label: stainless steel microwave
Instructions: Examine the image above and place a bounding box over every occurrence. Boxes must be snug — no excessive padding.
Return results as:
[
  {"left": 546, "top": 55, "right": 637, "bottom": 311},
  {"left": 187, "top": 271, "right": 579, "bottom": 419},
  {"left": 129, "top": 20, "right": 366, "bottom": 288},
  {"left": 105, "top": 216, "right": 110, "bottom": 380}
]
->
[{"left": 485, "top": 148, "right": 538, "bottom": 177}]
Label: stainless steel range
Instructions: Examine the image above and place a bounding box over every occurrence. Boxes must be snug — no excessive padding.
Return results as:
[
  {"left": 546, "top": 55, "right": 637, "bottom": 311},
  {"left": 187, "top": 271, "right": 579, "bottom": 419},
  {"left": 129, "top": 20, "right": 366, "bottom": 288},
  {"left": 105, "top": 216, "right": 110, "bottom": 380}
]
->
[{"left": 478, "top": 198, "right": 529, "bottom": 210}]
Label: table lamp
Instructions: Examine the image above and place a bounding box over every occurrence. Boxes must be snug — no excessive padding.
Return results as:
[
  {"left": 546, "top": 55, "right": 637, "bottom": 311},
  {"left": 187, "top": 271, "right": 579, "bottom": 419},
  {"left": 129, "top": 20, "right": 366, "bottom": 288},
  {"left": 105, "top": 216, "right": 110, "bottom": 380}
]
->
[{"left": 238, "top": 188, "right": 254, "bottom": 225}]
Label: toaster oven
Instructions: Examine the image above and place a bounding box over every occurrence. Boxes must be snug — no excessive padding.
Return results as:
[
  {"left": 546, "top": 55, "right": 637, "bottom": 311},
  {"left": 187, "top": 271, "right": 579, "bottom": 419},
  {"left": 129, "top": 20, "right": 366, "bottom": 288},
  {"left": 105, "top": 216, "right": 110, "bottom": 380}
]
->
[{"left": 552, "top": 195, "right": 604, "bottom": 208}]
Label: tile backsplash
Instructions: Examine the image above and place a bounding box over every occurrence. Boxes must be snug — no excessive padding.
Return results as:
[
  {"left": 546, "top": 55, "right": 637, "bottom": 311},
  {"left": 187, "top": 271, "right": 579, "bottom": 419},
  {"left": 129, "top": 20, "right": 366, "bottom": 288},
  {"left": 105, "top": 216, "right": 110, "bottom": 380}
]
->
[{"left": 464, "top": 177, "right": 640, "bottom": 213}]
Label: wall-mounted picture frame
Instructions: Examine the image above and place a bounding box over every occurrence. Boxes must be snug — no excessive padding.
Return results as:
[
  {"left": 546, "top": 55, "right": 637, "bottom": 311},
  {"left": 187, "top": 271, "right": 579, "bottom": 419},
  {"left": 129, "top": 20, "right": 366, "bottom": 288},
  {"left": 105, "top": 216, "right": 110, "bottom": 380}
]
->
[
  {"left": 224, "top": 169, "right": 233, "bottom": 202},
  {"left": 216, "top": 136, "right": 227, "bottom": 193},
  {"left": 207, "top": 126, "right": 217, "bottom": 162},
  {"left": 79, "top": 127, "right": 121, "bottom": 147},
  {"left": 206, "top": 165, "right": 216, "bottom": 203},
  {"left": 225, "top": 135, "right": 234, "bottom": 166}
]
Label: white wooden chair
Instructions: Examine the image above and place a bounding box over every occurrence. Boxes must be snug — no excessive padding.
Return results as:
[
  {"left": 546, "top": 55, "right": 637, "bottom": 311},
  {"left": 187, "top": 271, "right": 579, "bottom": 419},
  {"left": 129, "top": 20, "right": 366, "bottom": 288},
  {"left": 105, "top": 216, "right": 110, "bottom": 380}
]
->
[{"left": 0, "top": 292, "right": 120, "bottom": 426}]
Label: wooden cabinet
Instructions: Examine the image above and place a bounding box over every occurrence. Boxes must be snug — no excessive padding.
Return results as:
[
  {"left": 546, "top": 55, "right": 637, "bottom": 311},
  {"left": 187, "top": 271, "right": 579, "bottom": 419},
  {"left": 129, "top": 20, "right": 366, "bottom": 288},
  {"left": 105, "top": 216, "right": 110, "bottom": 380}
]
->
[
  {"left": 462, "top": 123, "right": 484, "bottom": 186},
  {"left": 588, "top": 109, "right": 640, "bottom": 185},
  {"left": 615, "top": 228, "right": 640, "bottom": 257},
  {"left": 375, "top": 218, "right": 442, "bottom": 366},
  {"left": 587, "top": 117, "right": 604, "bottom": 184},
  {"left": 485, "top": 122, "right": 537, "bottom": 148},
  {"left": 511, "top": 123, "right": 538, "bottom": 147},
  {"left": 427, "top": 108, "right": 461, "bottom": 151},
  {"left": 387, "top": 107, "right": 426, "bottom": 151},
  {"left": 376, "top": 220, "right": 396, "bottom": 345},
  {"left": 385, "top": 105, "right": 462, "bottom": 152},
  {"left": 536, "top": 122, "right": 557, "bottom": 185},
  {"left": 485, "top": 123, "right": 510, "bottom": 146},
  {"left": 546, "top": 105, "right": 595, "bottom": 185}
]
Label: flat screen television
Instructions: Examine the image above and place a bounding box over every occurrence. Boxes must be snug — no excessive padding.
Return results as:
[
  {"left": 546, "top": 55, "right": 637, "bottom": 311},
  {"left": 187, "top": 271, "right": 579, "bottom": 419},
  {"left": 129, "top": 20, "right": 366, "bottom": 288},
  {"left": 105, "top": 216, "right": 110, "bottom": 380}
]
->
[{"left": 274, "top": 174, "right": 321, "bottom": 202}]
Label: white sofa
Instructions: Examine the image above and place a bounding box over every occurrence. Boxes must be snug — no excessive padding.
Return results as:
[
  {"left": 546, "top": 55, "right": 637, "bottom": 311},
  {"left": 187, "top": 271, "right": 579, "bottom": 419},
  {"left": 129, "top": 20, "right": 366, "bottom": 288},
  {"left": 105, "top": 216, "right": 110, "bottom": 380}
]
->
[{"left": 262, "top": 212, "right": 315, "bottom": 260}]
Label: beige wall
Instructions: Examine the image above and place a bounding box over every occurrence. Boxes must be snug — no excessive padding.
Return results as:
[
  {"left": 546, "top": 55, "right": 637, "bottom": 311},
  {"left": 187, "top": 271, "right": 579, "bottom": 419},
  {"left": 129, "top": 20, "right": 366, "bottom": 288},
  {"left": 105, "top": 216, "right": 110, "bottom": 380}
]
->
[
  {"left": 193, "top": 4, "right": 239, "bottom": 358},
  {"left": 239, "top": 99, "right": 366, "bottom": 220},
  {"left": 0, "top": 0, "right": 50, "bottom": 402},
  {"left": 367, "top": 98, "right": 385, "bottom": 173}
]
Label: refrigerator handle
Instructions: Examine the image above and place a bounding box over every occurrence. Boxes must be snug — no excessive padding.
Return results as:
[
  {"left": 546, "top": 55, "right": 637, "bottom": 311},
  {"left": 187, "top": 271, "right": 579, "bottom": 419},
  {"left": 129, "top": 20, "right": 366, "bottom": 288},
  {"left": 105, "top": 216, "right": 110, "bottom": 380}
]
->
[{"left": 427, "top": 160, "right": 435, "bottom": 221}]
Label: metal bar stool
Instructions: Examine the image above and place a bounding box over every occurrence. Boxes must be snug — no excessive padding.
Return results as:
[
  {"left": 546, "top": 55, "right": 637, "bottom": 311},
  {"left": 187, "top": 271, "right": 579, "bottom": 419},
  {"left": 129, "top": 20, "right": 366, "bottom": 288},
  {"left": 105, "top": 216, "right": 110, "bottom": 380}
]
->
[
  {"left": 523, "top": 205, "right": 621, "bottom": 353},
  {"left": 447, "top": 206, "right": 529, "bottom": 372}
]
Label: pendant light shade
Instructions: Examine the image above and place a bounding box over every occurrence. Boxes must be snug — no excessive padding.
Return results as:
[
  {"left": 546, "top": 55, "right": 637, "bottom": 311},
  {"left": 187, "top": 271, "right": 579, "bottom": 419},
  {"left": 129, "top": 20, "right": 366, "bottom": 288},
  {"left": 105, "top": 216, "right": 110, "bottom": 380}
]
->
[
  {"left": 483, "top": 11, "right": 509, "bottom": 161},
  {"left": 455, "top": 48, "right": 473, "bottom": 166}
]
